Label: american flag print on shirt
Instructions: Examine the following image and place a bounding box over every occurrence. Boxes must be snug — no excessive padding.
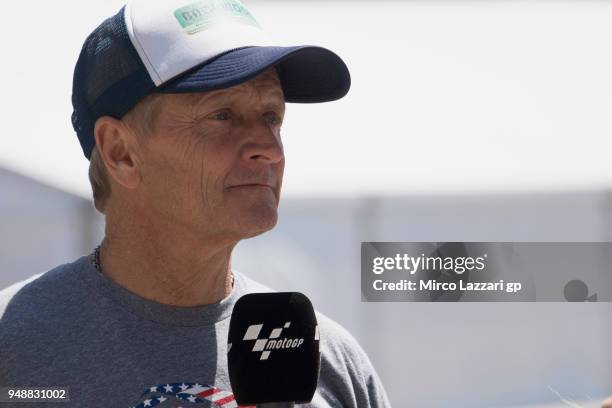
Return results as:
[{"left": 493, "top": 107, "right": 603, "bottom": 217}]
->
[{"left": 129, "top": 382, "right": 255, "bottom": 408}]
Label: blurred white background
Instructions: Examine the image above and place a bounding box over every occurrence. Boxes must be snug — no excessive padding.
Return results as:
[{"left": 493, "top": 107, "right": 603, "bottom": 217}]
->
[{"left": 2, "top": 1, "right": 612, "bottom": 407}]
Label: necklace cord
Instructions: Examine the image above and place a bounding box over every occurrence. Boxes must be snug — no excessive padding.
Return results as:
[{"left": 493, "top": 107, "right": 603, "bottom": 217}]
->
[{"left": 90, "top": 245, "right": 235, "bottom": 288}]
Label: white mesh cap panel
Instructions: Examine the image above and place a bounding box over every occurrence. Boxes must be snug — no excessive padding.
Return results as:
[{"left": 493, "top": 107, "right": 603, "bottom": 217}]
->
[{"left": 124, "top": 0, "right": 273, "bottom": 86}]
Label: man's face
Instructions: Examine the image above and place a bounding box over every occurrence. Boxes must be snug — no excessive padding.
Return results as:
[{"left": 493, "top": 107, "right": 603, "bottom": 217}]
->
[{"left": 134, "top": 68, "right": 285, "bottom": 242}]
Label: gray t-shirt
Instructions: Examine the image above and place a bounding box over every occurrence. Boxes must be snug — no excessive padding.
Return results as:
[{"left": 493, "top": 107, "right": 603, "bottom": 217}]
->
[{"left": 0, "top": 255, "right": 391, "bottom": 407}]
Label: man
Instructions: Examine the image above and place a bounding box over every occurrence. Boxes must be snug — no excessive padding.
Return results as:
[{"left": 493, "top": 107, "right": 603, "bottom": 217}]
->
[{"left": 0, "top": 0, "right": 391, "bottom": 407}]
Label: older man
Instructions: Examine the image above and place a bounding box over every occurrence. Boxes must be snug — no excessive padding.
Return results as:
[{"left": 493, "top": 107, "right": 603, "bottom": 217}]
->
[{"left": 0, "top": 0, "right": 391, "bottom": 407}]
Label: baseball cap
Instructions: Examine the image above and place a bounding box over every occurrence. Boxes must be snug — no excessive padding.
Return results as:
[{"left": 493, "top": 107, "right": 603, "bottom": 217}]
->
[{"left": 71, "top": 0, "right": 351, "bottom": 160}]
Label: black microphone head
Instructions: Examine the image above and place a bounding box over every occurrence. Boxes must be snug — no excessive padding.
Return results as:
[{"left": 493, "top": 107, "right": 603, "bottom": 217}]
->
[{"left": 227, "top": 292, "right": 320, "bottom": 405}]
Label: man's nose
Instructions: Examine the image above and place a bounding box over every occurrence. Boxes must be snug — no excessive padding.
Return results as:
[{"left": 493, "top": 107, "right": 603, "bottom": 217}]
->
[{"left": 240, "top": 122, "right": 284, "bottom": 164}]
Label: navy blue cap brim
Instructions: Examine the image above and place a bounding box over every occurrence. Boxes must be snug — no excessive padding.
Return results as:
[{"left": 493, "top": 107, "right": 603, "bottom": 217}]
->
[{"left": 157, "top": 46, "right": 351, "bottom": 103}]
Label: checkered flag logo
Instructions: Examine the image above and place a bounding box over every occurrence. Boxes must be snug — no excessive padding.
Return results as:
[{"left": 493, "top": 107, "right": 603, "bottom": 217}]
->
[
  {"left": 234, "top": 322, "right": 319, "bottom": 360},
  {"left": 244, "top": 321, "right": 290, "bottom": 360}
]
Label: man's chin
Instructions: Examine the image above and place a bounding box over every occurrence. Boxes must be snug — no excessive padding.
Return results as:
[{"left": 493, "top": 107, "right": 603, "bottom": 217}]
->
[{"left": 235, "top": 206, "right": 279, "bottom": 238}]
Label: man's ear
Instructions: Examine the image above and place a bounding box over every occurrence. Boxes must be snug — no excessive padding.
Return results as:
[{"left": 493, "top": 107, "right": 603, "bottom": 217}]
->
[{"left": 93, "top": 116, "right": 142, "bottom": 190}]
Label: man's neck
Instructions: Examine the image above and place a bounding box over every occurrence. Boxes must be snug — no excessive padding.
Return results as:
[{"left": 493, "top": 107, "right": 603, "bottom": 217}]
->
[{"left": 98, "top": 222, "right": 235, "bottom": 308}]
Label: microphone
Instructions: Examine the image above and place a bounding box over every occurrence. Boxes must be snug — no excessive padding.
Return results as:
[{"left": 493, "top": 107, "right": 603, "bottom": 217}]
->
[{"left": 227, "top": 292, "right": 320, "bottom": 407}]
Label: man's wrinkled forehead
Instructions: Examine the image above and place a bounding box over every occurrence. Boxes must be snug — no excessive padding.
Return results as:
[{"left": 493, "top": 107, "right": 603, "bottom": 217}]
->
[{"left": 178, "top": 68, "right": 284, "bottom": 108}]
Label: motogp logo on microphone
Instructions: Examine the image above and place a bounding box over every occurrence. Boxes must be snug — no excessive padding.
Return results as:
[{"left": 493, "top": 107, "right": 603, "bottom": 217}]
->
[{"left": 240, "top": 322, "right": 318, "bottom": 360}]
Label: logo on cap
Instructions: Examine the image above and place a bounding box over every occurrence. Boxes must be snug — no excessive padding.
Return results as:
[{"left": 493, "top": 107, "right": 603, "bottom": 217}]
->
[{"left": 174, "top": 0, "right": 260, "bottom": 35}]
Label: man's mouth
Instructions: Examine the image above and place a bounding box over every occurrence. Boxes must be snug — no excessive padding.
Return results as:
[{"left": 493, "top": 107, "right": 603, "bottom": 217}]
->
[{"left": 227, "top": 183, "right": 275, "bottom": 189}]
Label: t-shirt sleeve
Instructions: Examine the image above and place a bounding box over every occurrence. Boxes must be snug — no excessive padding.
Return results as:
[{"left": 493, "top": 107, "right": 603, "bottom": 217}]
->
[
  {"left": 0, "top": 273, "right": 44, "bottom": 320},
  {"left": 0, "top": 273, "right": 46, "bottom": 385},
  {"left": 314, "top": 312, "right": 392, "bottom": 408}
]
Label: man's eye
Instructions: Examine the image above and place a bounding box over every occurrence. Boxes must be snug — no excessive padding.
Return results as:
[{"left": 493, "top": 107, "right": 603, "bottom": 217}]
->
[
  {"left": 265, "top": 112, "right": 283, "bottom": 126},
  {"left": 211, "top": 110, "right": 231, "bottom": 121}
]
